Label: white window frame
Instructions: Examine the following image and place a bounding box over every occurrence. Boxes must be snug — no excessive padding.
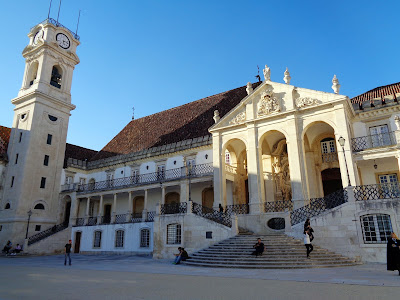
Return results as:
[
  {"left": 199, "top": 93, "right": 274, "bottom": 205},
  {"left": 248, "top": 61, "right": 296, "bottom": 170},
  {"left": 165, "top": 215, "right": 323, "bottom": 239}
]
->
[
  {"left": 115, "top": 230, "right": 124, "bottom": 248},
  {"left": 369, "top": 124, "right": 391, "bottom": 147},
  {"left": 93, "top": 230, "right": 102, "bottom": 248},
  {"left": 157, "top": 165, "right": 165, "bottom": 180},
  {"left": 225, "top": 150, "right": 231, "bottom": 165},
  {"left": 360, "top": 214, "right": 392, "bottom": 244},
  {"left": 167, "top": 224, "right": 181, "bottom": 245},
  {"left": 140, "top": 228, "right": 150, "bottom": 248},
  {"left": 321, "top": 139, "right": 336, "bottom": 154}
]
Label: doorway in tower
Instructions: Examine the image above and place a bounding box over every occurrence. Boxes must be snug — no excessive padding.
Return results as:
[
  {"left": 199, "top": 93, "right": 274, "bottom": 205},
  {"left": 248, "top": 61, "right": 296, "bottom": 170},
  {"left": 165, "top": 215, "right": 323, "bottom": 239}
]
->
[
  {"left": 64, "top": 201, "right": 71, "bottom": 226},
  {"left": 321, "top": 168, "right": 343, "bottom": 196},
  {"left": 104, "top": 204, "right": 112, "bottom": 224},
  {"left": 74, "top": 232, "right": 81, "bottom": 253}
]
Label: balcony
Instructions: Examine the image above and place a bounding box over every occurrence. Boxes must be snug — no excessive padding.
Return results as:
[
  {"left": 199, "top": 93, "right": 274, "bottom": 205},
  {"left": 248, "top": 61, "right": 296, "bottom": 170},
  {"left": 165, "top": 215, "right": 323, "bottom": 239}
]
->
[
  {"left": 62, "top": 163, "right": 213, "bottom": 194},
  {"left": 73, "top": 211, "right": 155, "bottom": 227},
  {"left": 321, "top": 152, "right": 338, "bottom": 163},
  {"left": 351, "top": 132, "right": 397, "bottom": 152}
]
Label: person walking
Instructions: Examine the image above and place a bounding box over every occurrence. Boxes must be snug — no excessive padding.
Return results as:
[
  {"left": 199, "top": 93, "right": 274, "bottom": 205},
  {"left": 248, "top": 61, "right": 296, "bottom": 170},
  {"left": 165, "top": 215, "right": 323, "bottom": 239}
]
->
[
  {"left": 64, "top": 240, "right": 72, "bottom": 266},
  {"left": 304, "top": 229, "right": 313, "bottom": 259},
  {"left": 304, "top": 218, "right": 314, "bottom": 242},
  {"left": 387, "top": 232, "right": 400, "bottom": 276}
]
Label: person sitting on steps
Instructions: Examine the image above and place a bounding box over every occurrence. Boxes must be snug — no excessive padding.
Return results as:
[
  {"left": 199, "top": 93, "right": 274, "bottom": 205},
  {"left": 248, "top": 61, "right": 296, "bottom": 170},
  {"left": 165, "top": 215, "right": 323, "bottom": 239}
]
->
[
  {"left": 173, "top": 247, "right": 189, "bottom": 265},
  {"left": 251, "top": 238, "right": 265, "bottom": 257}
]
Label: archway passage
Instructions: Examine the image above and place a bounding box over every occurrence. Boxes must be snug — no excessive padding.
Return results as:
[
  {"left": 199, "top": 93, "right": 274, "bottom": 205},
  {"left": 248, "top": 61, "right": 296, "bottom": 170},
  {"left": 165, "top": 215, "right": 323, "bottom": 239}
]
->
[
  {"left": 202, "top": 187, "right": 214, "bottom": 209},
  {"left": 321, "top": 168, "right": 343, "bottom": 196},
  {"left": 64, "top": 201, "right": 71, "bottom": 225}
]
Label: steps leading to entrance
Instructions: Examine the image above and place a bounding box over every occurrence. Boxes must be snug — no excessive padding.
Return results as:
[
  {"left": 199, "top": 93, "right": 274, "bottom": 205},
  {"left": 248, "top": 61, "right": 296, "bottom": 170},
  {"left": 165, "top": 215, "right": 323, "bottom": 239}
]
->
[
  {"left": 183, "top": 233, "right": 359, "bottom": 269},
  {"left": 26, "top": 227, "right": 72, "bottom": 255}
]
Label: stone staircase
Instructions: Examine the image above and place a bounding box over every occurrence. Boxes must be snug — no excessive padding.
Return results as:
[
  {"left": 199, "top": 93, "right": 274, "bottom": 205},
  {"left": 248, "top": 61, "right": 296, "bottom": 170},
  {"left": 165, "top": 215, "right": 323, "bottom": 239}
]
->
[{"left": 183, "top": 233, "right": 359, "bottom": 269}]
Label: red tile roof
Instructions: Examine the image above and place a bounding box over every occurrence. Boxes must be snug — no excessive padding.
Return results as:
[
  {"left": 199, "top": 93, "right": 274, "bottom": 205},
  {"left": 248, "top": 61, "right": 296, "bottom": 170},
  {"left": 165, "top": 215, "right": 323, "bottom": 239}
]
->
[
  {"left": 90, "top": 82, "right": 262, "bottom": 161},
  {"left": 64, "top": 143, "right": 98, "bottom": 167},
  {"left": 0, "top": 125, "right": 11, "bottom": 161},
  {"left": 351, "top": 82, "right": 400, "bottom": 104}
]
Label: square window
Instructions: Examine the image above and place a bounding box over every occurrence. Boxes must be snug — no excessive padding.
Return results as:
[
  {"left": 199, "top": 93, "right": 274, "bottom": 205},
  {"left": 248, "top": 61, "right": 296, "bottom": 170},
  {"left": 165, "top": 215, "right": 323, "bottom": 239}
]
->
[
  {"left": 361, "top": 214, "right": 392, "bottom": 244},
  {"left": 40, "top": 177, "right": 46, "bottom": 189},
  {"left": 93, "top": 231, "right": 102, "bottom": 248},
  {"left": 167, "top": 224, "right": 181, "bottom": 244},
  {"left": 140, "top": 229, "right": 150, "bottom": 247},
  {"left": 35, "top": 225, "right": 41, "bottom": 231},
  {"left": 44, "top": 155, "right": 49, "bottom": 166},
  {"left": 206, "top": 231, "right": 212, "bottom": 239},
  {"left": 47, "top": 134, "right": 52, "bottom": 145}
]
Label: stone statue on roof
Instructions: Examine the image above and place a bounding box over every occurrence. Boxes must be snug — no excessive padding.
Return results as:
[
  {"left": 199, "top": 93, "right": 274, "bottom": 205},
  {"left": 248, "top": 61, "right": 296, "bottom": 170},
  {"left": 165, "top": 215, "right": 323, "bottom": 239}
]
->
[{"left": 263, "top": 65, "right": 271, "bottom": 81}]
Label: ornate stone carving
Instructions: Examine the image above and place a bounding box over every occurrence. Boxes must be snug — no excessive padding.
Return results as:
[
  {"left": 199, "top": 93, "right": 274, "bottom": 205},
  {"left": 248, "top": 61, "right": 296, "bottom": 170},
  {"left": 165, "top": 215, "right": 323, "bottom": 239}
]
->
[
  {"left": 332, "top": 74, "right": 340, "bottom": 94},
  {"left": 263, "top": 64, "right": 271, "bottom": 81},
  {"left": 257, "top": 86, "right": 280, "bottom": 116},
  {"left": 283, "top": 67, "right": 291, "bottom": 84},
  {"left": 295, "top": 97, "right": 319, "bottom": 108},
  {"left": 213, "top": 110, "right": 220, "bottom": 123},
  {"left": 246, "top": 82, "right": 253, "bottom": 95},
  {"left": 229, "top": 111, "right": 246, "bottom": 125},
  {"left": 394, "top": 115, "right": 400, "bottom": 130}
]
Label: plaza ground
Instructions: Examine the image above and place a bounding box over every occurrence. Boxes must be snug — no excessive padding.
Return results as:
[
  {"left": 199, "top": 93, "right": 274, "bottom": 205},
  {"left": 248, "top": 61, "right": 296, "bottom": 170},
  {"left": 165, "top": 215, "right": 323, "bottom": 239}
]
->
[{"left": 0, "top": 255, "right": 399, "bottom": 300}]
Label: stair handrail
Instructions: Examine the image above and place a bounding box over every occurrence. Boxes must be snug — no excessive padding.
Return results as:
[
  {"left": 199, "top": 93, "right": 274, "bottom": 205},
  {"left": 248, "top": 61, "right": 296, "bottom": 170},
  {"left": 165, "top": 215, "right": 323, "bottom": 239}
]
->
[
  {"left": 192, "top": 202, "right": 232, "bottom": 227},
  {"left": 28, "top": 221, "right": 69, "bottom": 246}
]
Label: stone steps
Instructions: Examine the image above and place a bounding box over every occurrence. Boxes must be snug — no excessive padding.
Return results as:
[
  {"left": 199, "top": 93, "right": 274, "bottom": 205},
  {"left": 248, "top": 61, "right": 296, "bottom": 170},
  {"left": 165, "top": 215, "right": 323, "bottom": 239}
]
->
[{"left": 183, "top": 233, "right": 359, "bottom": 269}]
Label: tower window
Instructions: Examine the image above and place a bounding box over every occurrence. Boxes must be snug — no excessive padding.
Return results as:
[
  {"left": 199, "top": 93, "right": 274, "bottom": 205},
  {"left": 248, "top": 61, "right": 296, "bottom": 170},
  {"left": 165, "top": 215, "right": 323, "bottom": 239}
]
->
[
  {"left": 11, "top": 176, "right": 14, "bottom": 188},
  {"left": 15, "top": 153, "right": 19, "bottom": 164},
  {"left": 19, "top": 132, "right": 22, "bottom": 143},
  {"left": 34, "top": 203, "right": 45, "bottom": 210},
  {"left": 35, "top": 225, "right": 41, "bottom": 231},
  {"left": 4, "top": 203, "right": 10, "bottom": 209},
  {"left": 50, "top": 66, "right": 62, "bottom": 89},
  {"left": 47, "top": 134, "right": 52, "bottom": 145},
  {"left": 48, "top": 115, "right": 58, "bottom": 122},
  {"left": 40, "top": 177, "right": 46, "bottom": 189},
  {"left": 44, "top": 155, "right": 49, "bottom": 166}
]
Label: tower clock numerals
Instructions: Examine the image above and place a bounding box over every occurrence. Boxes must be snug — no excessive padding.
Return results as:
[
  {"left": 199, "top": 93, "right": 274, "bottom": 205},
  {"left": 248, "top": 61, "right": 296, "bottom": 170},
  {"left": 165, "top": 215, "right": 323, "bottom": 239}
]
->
[
  {"left": 33, "top": 30, "right": 43, "bottom": 45},
  {"left": 56, "top": 33, "right": 70, "bottom": 49}
]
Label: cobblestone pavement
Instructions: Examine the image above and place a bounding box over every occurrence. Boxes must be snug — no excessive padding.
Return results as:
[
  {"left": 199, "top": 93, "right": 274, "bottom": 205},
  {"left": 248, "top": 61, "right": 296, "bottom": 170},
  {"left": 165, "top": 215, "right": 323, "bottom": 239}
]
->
[{"left": 0, "top": 255, "right": 399, "bottom": 300}]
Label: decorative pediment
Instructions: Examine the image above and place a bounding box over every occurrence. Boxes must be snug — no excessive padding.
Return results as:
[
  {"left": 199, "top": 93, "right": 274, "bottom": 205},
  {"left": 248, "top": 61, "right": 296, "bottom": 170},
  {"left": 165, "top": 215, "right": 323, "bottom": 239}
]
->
[
  {"left": 295, "top": 97, "right": 320, "bottom": 109},
  {"left": 229, "top": 111, "right": 246, "bottom": 125},
  {"left": 257, "top": 86, "right": 280, "bottom": 116}
]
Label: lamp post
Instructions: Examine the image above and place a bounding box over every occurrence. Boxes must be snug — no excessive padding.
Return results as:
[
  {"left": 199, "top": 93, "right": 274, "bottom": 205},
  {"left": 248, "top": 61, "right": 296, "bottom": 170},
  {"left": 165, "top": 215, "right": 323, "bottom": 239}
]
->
[
  {"left": 338, "top": 136, "right": 351, "bottom": 187},
  {"left": 25, "top": 209, "right": 32, "bottom": 239}
]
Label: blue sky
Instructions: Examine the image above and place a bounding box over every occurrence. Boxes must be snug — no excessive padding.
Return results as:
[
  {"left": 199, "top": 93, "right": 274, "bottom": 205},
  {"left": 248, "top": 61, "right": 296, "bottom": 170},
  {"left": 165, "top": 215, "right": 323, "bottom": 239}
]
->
[{"left": 1, "top": 0, "right": 399, "bottom": 151}]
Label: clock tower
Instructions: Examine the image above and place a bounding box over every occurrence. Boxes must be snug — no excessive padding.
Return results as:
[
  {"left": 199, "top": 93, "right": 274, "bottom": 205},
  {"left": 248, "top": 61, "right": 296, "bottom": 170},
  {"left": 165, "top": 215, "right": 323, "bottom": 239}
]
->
[{"left": 0, "top": 19, "right": 80, "bottom": 244}]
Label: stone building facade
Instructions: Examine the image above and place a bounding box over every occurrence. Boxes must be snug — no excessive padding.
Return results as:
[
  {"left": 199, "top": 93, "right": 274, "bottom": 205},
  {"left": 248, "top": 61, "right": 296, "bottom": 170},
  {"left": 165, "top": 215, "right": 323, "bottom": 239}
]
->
[{"left": 1, "top": 19, "right": 400, "bottom": 263}]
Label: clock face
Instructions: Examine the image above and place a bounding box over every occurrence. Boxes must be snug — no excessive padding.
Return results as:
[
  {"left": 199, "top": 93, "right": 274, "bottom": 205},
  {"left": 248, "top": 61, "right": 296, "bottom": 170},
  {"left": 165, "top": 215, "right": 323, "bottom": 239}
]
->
[
  {"left": 56, "top": 33, "right": 70, "bottom": 49},
  {"left": 33, "top": 30, "right": 43, "bottom": 45}
]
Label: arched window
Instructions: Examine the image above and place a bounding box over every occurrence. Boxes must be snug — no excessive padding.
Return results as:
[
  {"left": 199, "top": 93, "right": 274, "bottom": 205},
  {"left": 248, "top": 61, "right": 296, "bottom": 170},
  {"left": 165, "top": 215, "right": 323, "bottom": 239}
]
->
[
  {"left": 140, "top": 228, "right": 150, "bottom": 248},
  {"left": 93, "top": 230, "right": 102, "bottom": 248},
  {"left": 50, "top": 65, "right": 62, "bottom": 89},
  {"left": 4, "top": 203, "right": 10, "bottom": 209},
  {"left": 34, "top": 203, "right": 45, "bottom": 210},
  {"left": 361, "top": 214, "right": 392, "bottom": 243},
  {"left": 28, "top": 61, "right": 39, "bottom": 86},
  {"left": 115, "top": 230, "right": 124, "bottom": 248},
  {"left": 167, "top": 224, "right": 181, "bottom": 244}
]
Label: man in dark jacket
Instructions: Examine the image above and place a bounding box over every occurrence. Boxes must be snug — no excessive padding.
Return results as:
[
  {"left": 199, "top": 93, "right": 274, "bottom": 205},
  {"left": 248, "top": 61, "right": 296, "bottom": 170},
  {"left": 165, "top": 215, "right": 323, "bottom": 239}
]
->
[
  {"left": 252, "top": 238, "right": 265, "bottom": 257},
  {"left": 387, "top": 232, "right": 400, "bottom": 275}
]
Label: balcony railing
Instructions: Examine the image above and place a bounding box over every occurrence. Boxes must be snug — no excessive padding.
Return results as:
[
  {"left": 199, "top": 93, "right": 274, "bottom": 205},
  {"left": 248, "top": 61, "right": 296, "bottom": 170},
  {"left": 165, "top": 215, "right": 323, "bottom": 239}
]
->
[
  {"left": 264, "top": 200, "right": 293, "bottom": 212},
  {"left": 73, "top": 211, "right": 156, "bottom": 227},
  {"left": 65, "top": 163, "right": 213, "bottom": 194},
  {"left": 321, "top": 152, "right": 338, "bottom": 163},
  {"left": 351, "top": 132, "right": 397, "bottom": 152},
  {"left": 160, "top": 202, "right": 188, "bottom": 215},
  {"left": 225, "top": 165, "right": 237, "bottom": 174},
  {"left": 33, "top": 18, "right": 80, "bottom": 40},
  {"left": 354, "top": 183, "right": 400, "bottom": 201},
  {"left": 225, "top": 204, "right": 249, "bottom": 215},
  {"left": 87, "top": 217, "right": 97, "bottom": 226},
  {"left": 192, "top": 202, "right": 232, "bottom": 227}
]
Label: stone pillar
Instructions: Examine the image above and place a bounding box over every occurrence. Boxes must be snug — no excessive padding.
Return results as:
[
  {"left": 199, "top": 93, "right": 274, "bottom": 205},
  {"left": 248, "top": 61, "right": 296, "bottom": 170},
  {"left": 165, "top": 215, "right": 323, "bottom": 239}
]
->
[
  {"left": 112, "top": 193, "right": 117, "bottom": 223},
  {"left": 246, "top": 123, "right": 264, "bottom": 214},
  {"left": 161, "top": 186, "right": 166, "bottom": 205},
  {"left": 85, "top": 197, "right": 91, "bottom": 225},
  {"left": 97, "top": 194, "right": 103, "bottom": 224},
  {"left": 346, "top": 186, "right": 356, "bottom": 203},
  {"left": 180, "top": 181, "right": 189, "bottom": 202},
  {"left": 128, "top": 192, "right": 133, "bottom": 213},
  {"left": 68, "top": 192, "right": 78, "bottom": 226},
  {"left": 142, "top": 189, "right": 148, "bottom": 221},
  {"left": 212, "top": 132, "right": 225, "bottom": 209}
]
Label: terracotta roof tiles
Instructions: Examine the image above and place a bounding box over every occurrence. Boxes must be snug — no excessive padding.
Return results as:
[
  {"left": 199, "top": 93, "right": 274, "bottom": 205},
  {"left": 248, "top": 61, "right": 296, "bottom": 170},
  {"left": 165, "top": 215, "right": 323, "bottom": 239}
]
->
[{"left": 351, "top": 82, "right": 400, "bottom": 104}]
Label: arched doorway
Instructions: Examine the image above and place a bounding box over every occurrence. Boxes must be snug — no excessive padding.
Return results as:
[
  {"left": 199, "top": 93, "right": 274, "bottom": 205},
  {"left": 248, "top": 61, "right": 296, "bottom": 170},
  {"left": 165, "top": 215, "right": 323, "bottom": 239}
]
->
[
  {"left": 133, "top": 196, "right": 144, "bottom": 215},
  {"left": 64, "top": 201, "right": 71, "bottom": 225},
  {"left": 165, "top": 192, "right": 180, "bottom": 205},
  {"left": 321, "top": 168, "right": 342, "bottom": 196},
  {"left": 202, "top": 187, "right": 214, "bottom": 209}
]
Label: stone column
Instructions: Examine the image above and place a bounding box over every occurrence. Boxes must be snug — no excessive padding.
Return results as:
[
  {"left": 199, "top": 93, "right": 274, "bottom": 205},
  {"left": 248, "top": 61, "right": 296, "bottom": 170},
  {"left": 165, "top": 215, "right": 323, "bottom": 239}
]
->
[
  {"left": 97, "top": 194, "right": 103, "bottom": 224},
  {"left": 180, "top": 181, "right": 189, "bottom": 202},
  {"left": 161, "top": 186, "right": 166, "bottom": 205},
  {"left": 68, "top": 192, "right": 78, "bottom": 226},
  {"left": 212, "top": 132, "right": 225, "bottom": 209},
  {"left": 85, "top": 197, "right": 91, "bottom": 225},
  {"left": 128, "top": 192, "right": 133, "bottom": 214},
  {"left": 142, "top": 189, "right": 148, "bottom": 220},
  {"left": 111, "top": 193, "right": 117, "bottom": 223},
  {"left": 246, "top": 122, "right": 264, "bottom": 214}
]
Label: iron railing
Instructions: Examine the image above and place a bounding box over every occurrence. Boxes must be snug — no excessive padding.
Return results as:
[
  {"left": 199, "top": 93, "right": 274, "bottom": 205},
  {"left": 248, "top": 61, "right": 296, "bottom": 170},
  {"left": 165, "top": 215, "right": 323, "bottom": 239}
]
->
[
  {"left": 28, "top": 222, "right": 68, "bottom": 246},
  {"left": 87, "top": 217, "right": 97, "bottom": 226},
  {"left": 160, "top": 202, "right": 188, "bottom": 215},
  {"left": 354, "top": 183, "right": 400, "bottom": 201},
  {"left": 264, "top": 200, "right": 293, "bottom": 212},
  {"left": 75, "top": 218, "right": 85, "bottom": 226},
  {"left": 114, "top": 214, "right": 128, "bottom": 224},
  {"left": 100, "top": 216, "right": 111, "bottom": 225},
  {"left": 131, "top": 213, "right": 143, "bottom": 223},
  {"left": 290, "top": 189, "right": 348, "bottom": 225},
  {"left": 351, "top": 132, "right": 397, "bottom": 152},
  {"left": 70, "top": 163, "right": 213, "bottom": 194},
  {"left": 192, "top": 202, "right": 232, "bottom": 227},
  {"left": 146, "top": 211, "right": 155, "bottom": 222},
  {"left": 33, "top": 18, "right": 80, "bottom": 40},
  {"left": 321, "top": 152, "right": 339, "bottom": 163},
  {"left": 225, "top": 204, "right": 249, "bottom": 215}
]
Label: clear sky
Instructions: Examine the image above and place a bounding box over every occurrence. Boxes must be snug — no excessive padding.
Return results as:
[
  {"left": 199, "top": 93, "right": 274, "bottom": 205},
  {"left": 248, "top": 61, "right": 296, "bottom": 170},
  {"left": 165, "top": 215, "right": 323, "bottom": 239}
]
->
[{"left": 1, "top": 0, "right": 399, "bottom": 151}]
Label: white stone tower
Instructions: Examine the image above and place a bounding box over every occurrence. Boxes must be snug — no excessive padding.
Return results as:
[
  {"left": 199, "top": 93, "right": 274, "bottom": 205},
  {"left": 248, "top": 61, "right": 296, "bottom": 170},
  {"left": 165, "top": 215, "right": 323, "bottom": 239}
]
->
[{"left": 0, "top": 19, "right": 80, "bottom": 244}]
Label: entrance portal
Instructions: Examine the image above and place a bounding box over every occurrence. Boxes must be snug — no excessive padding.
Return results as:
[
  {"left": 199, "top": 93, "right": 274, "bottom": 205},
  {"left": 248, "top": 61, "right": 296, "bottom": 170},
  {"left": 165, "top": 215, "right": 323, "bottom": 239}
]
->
[
  {"left": 321, "top": 168, "right": 343, "bottom": 196},
  {"left": 104, "top": 204, "right": 112, "bottom": 224},
  {"left": 74, "top": 232, "right": 81, "bottom": 253},
  {"left": 64, "top": 202, "right": 71, "bottom": 225}
]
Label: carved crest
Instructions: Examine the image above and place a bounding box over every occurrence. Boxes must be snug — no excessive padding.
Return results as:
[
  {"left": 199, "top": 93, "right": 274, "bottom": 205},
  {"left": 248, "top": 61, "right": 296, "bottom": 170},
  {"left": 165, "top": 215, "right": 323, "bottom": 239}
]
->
[
  {"left": 229, "top": 111, "right": 246, "bottom": 125},
  {"left": 258, "top": 86, "right": 280, "bottom": 116},
  {"left": 295, "top": 97, "right": 319, "bottom": 108}
]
